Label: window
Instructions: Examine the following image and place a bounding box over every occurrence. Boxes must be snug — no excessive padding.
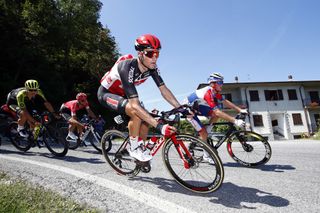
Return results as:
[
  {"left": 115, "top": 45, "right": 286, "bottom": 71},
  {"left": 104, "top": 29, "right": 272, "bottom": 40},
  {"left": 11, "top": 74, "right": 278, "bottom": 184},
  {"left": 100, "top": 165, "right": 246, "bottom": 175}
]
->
[
  {"left": 272, "top": 120, "right": 278, "bottom": 126},
  {"left": 314, "top": 114, "right": 320, "bottom": 128},
  {"left": 249, "top": 90, "right": 259, "bottom": 101},
  {"left": 264, "top": 90, "right": 283, "bottom": 101},
  {"left": 287, "top": 89, "right": 298, "bottom": 100},
  {"left": 292, "top": 113, "right": 303, "bottom": 125},
  {"left": 253, "top": 115, "right": 264, "bottom": 127},
  {"left": 309, "top": 91, "right": 319, "bottom": 102},
  {"left": 223, "top": 93, "right": 232, "bottom": 102}
]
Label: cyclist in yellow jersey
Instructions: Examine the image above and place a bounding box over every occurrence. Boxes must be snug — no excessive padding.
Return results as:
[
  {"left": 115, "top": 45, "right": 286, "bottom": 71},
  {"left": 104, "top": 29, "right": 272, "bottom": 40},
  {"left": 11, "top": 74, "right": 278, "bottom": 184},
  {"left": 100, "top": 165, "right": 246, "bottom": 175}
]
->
[{"left": 6, "top": 79, "right": 59, "bottom": 137}]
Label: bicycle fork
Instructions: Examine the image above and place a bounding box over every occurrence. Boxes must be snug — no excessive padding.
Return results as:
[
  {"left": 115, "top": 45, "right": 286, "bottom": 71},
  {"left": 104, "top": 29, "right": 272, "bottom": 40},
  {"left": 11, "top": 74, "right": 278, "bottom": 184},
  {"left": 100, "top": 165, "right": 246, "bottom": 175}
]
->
[{"left": 171, "top": 136, "right": 194, "bottom": 169}]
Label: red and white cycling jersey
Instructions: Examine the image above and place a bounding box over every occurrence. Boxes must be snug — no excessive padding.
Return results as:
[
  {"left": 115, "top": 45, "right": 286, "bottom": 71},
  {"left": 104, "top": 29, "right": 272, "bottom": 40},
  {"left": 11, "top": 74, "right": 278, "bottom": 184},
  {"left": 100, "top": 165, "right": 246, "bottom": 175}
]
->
[
  {"left": 62, "top": 100, "right": 90, "bottom": 116},
  {"left": 100, "top": 54, "right": 164, "bottom": 99},
  {"left": 186, "top": 86, "right": 225, "bottom": 109}
]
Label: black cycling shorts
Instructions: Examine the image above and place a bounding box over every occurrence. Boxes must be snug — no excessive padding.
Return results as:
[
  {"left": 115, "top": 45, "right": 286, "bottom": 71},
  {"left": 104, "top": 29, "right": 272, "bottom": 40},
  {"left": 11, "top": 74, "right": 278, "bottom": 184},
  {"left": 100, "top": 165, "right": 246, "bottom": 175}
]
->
[{"left": 97, "top": 85, "right": 128, "bottom": 114}]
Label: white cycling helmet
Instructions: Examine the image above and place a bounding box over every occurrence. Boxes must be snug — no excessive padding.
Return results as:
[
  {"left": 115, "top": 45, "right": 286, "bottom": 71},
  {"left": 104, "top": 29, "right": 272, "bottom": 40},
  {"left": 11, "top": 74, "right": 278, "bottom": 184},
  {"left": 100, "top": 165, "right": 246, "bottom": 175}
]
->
[{"left": 208, "top": 72, "right": 224, "bottom": 83}]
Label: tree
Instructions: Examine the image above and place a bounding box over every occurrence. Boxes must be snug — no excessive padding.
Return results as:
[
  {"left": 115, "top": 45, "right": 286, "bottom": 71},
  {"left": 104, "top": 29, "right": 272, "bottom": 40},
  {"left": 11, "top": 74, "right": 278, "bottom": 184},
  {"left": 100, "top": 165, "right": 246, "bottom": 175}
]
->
[{"left": 0, "top": 0, "right": 119, "bottom": 127}]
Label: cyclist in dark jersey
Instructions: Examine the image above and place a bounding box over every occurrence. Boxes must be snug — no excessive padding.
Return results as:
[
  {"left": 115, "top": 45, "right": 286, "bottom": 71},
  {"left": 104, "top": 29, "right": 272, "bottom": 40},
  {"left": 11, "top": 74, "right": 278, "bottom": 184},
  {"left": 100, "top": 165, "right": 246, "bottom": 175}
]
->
[
  {"left": 98, "top": 34, "right": 181, "bottom": 162},
  {"left": 6, "top": 79, "right": 59, "bottom": 137}
]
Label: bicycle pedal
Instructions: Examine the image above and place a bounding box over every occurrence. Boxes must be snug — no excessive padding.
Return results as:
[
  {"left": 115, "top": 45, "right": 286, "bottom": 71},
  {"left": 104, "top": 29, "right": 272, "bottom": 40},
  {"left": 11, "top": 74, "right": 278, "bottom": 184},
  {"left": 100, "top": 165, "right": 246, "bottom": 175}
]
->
[{"left": 135, "top": 160, "right": 150, "bottom": 166}]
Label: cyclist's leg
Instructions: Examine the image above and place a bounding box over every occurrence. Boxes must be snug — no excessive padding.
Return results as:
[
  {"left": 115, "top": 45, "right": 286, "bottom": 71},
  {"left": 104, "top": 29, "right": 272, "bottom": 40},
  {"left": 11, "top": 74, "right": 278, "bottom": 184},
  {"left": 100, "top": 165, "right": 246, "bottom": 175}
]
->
[{"left": 97, "top": 85, "right": 151, "bottom": 162}]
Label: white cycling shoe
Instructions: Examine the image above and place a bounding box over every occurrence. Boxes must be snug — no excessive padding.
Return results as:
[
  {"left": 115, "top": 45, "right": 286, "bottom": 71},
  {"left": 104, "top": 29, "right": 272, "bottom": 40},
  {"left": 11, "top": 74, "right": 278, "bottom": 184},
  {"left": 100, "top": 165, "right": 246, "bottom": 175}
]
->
[{"left": 128, "top": 146, "right": 152, "bottom": 162}]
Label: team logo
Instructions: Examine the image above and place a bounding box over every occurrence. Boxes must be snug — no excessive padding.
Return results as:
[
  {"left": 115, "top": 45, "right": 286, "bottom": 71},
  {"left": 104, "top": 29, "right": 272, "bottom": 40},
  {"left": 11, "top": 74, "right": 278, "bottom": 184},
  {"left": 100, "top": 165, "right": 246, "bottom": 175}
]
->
[{"left": 128, "top": 67, "right": 134, "bottom": 83}]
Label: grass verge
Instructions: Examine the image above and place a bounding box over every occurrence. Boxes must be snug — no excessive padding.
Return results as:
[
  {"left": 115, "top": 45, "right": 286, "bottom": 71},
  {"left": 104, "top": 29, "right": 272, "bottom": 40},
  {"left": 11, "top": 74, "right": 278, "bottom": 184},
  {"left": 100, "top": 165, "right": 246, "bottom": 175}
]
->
[{"left": 0, "top": 171, "right": 100, "bottom": 213}]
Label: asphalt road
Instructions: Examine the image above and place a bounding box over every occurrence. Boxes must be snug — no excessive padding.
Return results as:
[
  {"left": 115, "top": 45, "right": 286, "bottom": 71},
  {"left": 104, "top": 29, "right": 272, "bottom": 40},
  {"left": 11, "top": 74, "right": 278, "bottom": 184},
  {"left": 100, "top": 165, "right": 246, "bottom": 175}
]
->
[{"left": 1, "top": 137, "right": 320, "bottom": 213}]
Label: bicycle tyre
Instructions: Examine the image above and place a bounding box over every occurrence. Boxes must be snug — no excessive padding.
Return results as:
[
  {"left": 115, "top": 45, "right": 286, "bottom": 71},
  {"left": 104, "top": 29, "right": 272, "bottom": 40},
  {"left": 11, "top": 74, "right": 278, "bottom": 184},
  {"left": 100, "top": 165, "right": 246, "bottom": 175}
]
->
[
  {"left": 163, "top": 134, "right": 224, "bottom": 193},
  {"left": 101, "top": 130, "right": 140, "bottom": 177},
  {"left": 43, "top": 125, "right": 68, "bottom": 157},
  {"left": 88, "top": 130, "right": 102, "bottom": 153},
  {"left": 227, "top": 130, "right": 272, "bottom": 167},
  {"left": 8, "top": 122, "right": 32, "bottom": 152}
]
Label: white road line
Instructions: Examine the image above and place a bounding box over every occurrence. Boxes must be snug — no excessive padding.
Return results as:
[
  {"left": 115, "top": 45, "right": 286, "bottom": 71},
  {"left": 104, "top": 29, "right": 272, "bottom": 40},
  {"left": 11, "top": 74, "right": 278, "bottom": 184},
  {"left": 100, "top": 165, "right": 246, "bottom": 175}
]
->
[{"left": 0, "top": 155, "right": 196, "bottom": 213}]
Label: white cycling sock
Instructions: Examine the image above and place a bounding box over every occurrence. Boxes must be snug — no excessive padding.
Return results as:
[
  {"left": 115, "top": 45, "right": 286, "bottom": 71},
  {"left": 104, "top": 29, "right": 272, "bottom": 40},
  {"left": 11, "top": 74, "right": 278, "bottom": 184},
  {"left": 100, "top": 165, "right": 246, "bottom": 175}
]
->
[{"left": 129, "top": 136, "right": 139, "bottom": 150}]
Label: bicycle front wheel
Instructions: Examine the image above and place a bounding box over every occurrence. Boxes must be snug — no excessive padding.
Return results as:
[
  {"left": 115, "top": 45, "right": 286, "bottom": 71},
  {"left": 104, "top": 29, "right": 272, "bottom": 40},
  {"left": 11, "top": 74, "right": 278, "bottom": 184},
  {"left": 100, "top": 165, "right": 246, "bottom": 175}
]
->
[
  {"left": 227, "top": 130, "right": 272, "bottom": 167},
  {"left": 163, "top": 134, "right": 224, "bottom": 193},
  {"left": 101, "top": 130, "right": 140, "bottom": 177},
  {"left": 43, "top": 125, "right": 68, "bottom": 157},
  {"left": 88, "top": 130, "right": 102, "bottom": 153}
]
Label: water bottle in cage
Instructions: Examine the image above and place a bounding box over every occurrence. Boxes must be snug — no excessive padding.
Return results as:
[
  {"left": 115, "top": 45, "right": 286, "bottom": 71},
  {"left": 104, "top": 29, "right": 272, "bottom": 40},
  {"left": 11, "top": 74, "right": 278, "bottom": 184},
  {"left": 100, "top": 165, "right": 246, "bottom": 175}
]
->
[{"left": 33, "top": 126, "right": 40, "bottom": 140}]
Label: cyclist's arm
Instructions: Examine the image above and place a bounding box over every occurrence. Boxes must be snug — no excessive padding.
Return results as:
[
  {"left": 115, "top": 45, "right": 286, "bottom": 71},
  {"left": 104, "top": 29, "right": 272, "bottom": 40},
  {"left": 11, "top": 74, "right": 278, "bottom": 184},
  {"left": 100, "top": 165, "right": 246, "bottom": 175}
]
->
[
  {"left": 86, "top": 107, "right": 97, "bottom": 120},
  {"left": 212, "top": 108, "right": 236, "bottom": 123},
  {"left": 222, "top": 99, "right": 242, "bottom": 113},
  {"left": 158, "top": 85, "right": 180, "bottom": 108},
  {"left": 43, "top": 101, "right": 56, "bottom": 113},
  {"left": 128, "top": 98, "right": 159, "bottom": 128}
]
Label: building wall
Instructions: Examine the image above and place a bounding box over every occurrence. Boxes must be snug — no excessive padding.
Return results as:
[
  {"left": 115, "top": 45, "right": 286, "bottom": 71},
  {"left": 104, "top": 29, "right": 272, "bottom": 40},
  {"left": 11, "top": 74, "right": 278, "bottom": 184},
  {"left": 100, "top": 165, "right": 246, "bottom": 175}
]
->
[{"left": 226, "top": 84, "right": 314, "bottom": 140}]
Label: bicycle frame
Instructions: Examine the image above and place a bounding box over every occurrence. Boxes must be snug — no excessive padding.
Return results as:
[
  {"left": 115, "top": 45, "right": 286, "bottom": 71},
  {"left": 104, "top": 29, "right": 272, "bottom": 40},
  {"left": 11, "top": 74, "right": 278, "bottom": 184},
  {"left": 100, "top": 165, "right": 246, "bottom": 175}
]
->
[
  {"left": 114, "top": 133, "right": 195, "bottom": 169},
  {"left": 150, "top": 135, "right": 194, "bottom": 169},
  {"left": 208, "top": 122, "right": 237, "bottom": 149}
]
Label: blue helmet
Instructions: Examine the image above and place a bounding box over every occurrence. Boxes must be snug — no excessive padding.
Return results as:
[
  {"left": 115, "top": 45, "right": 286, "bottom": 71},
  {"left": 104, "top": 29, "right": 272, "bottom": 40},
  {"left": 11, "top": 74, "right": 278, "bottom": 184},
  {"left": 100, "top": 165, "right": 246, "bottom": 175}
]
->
[{"left": 208, "top": 72, "right": 224, "bottom": 83}]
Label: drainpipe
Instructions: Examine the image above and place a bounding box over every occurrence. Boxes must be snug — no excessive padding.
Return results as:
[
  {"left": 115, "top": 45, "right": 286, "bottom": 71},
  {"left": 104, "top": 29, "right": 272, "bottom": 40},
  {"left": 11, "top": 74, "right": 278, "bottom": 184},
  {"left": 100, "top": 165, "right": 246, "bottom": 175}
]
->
[
  {"left": 244, "top": 87, "right": 253, "bottom": 131},
  {"left": 299, "top": 86, "right": 311, "bottom": 135}
]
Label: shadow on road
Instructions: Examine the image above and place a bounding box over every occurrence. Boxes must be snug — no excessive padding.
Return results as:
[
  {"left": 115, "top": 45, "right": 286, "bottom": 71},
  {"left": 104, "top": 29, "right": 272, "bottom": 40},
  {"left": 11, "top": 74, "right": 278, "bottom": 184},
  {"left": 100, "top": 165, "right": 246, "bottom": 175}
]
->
[
  {"left": 223, "top": 162, "right": 295, "bottom": 172},
  {"left": 129, "top": 176, "right": 289, "bottom": 209},
  {"left": 0, "top": 146, "right": 104, "bottom": 164},
  {"left": 62, "top": 155, "right": 104, "bottom": 164},
  {"left": 209, "top": 182, "right": 289, "bottom": 209}
]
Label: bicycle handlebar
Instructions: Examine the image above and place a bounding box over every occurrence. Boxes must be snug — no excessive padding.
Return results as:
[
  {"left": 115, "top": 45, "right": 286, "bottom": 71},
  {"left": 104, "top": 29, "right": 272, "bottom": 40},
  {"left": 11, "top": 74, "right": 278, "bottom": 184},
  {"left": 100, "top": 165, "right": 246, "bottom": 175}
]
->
[{"left": 235, "top": 112, "right": 249, "bottom": 121}]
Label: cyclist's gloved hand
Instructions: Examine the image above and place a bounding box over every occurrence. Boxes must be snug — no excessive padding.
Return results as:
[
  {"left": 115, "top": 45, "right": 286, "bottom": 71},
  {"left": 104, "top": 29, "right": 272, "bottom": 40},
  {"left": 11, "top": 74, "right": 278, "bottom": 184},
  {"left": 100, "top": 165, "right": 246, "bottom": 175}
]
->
[
  {"left": 156, "top": 123, "right": 176, "bottom": 137},
  {"left": 234, "top": 119, "right": 245, "bottom": 128},
  {"left": 240, "top": 109, "right": 248, "bottom": 114}
]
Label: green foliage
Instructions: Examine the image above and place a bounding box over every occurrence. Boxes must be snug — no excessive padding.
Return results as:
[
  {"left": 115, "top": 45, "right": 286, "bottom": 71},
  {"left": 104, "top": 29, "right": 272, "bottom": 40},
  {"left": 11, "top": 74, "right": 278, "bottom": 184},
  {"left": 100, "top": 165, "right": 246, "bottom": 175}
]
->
[
  {"left": 0, "top": 0, "right": 120, "bottom": 126},
  {"left": 0, "top": 172, "right": 99, "bottom": 213},
  {"left": 179, "top": 119, "right": 196, "bottom": 134}
]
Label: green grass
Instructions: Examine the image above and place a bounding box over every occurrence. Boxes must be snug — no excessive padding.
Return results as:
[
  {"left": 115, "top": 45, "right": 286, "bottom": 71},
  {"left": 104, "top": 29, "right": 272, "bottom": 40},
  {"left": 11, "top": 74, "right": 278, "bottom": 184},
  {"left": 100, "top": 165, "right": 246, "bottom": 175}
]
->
[{"left": 0, "top": 172, "right": 100, "bottom": 213}]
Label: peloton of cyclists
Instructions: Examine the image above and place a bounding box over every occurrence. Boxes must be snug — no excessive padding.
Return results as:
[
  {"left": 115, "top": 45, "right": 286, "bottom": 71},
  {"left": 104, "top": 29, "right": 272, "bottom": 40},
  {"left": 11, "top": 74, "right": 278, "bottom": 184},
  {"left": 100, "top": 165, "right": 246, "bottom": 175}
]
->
[
  {"left": 97, "top": 34, "right": 181, "bottom": 162},
  {"left": 6, "top": 79, "right": 60, "bottom": 138},
  {"left": 184, "top": 72, "right": 248, "bottom": 163},
  {"left": 59, "top": 93, "right": 98, "bottom": 141}
]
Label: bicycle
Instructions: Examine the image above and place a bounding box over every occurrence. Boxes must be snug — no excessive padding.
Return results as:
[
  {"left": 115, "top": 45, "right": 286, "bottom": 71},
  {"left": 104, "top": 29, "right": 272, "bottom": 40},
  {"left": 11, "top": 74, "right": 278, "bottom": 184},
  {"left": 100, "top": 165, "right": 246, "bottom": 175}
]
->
[
  {"left": 8, "top": 110, "right": 68, "bottom": 157},
  {"left": 59, "top": 115, "right": 105, "bottom": 153},
  {"left": 205, "top": 112, "right": 272, "bottom": 167},
  {"left": 0, "top": 104, "right": 17, "bottom": 146},
  {"left": 101, "top": 105, "right": 224, "bottom": 193}
]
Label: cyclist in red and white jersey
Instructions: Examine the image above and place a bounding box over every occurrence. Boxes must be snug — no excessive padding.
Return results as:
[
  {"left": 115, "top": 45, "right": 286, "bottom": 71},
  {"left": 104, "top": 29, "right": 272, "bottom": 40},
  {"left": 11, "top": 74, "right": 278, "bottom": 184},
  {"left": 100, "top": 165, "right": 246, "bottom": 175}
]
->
[
  {"left": 184, "top": 73, "right": 248, "bottom": 163},
  {"left": 98, "top": 34, "right": 181, "bottom": 162},
  {"left": 60, "top": 93, "right": 97, "bottom": 141}
]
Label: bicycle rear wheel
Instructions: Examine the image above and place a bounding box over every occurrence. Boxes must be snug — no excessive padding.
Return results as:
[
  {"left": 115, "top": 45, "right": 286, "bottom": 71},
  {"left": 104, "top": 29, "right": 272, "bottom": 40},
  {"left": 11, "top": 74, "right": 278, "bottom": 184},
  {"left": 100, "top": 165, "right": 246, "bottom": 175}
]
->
[
  {"left": 43, "top": 125, "right": 68, "bottom": 157},
  {"left": 8, "top": 122, "right": 31, "bottom": 152},
  {"left": 163, "top": 134, "right": 224, "bottom": 193},
  {"left": 101, "top": 130, "right": 139, "bottom": 177},
  {"left": 227, "top": 130, "right": 272, "bottom": 167}
]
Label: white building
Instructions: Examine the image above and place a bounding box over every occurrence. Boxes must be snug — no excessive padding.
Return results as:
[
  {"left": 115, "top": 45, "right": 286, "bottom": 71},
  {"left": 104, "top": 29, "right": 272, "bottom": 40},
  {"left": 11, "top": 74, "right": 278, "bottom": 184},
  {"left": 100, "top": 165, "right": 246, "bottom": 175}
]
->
[{"left": 198, "top": 80, "right": 320, "bottom": 140}]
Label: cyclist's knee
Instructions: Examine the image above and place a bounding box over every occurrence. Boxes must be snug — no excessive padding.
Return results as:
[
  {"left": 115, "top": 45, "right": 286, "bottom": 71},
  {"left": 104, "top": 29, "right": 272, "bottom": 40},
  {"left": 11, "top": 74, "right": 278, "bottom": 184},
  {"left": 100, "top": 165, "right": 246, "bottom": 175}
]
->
[{"left": 199, "top": 128, "right": 208, "bottom": 140}]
